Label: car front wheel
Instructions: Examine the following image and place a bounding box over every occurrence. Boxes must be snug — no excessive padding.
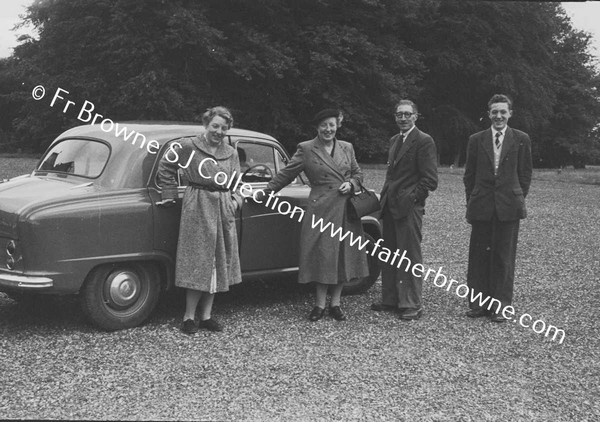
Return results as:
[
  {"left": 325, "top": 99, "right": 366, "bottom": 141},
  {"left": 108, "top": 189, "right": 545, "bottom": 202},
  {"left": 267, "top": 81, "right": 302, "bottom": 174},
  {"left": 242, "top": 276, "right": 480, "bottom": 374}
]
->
[
  {"left": 80, "top": 262, "right": 160, "bottom": 330},
  {"left": 343, "top": 232, "right": 381, "bottom": 295}
]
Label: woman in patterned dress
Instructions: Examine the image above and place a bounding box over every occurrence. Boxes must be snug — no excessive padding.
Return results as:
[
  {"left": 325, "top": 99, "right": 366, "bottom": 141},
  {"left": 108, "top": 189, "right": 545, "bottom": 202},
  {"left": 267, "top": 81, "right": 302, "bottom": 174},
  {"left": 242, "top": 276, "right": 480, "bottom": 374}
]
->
[{"left": 157, "top": 106, "right": 242, "bottom": 334}]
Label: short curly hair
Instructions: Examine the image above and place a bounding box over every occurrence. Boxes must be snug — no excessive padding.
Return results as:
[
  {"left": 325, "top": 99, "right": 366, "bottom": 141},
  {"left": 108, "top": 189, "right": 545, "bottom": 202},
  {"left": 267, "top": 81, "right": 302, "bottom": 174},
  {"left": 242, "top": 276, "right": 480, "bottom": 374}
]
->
[
  {"left": 202, "top": 106, "right": 234, "bottom": 129},
  {"left": 395, "top": 99, "right": 418, "bottom": 114},
  {"left": 487, "top": 94, "right": 513, "bottom": 110}
]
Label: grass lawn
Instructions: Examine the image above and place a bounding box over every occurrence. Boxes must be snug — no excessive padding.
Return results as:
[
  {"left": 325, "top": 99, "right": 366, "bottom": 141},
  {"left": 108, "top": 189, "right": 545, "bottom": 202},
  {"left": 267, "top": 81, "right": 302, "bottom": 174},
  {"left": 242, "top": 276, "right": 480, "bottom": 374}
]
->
[
  {"left": 0, "top": 157, "right": 599, "bottom": 420},
  {"left": 435, "top": 164, "right": 600, "bottom": 186},
  {"left": 0, "top": 156, "right": 39, "bottom": 180}
]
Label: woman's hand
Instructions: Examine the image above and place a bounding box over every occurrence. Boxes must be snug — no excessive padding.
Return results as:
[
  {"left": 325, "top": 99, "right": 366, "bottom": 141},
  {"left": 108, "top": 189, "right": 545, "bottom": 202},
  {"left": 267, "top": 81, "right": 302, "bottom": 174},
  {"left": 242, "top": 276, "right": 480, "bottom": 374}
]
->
[{"left": 338, "top": 181, "right": 352, "bottom": 195}]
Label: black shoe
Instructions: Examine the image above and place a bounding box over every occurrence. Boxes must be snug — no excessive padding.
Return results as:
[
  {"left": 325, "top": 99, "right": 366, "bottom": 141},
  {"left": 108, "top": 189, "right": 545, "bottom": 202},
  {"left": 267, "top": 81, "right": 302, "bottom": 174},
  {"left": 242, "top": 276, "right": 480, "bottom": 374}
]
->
[
  {"left": 181, "top": 318, "right": 199, "bottom": 334},
  {"left": 309, "top": 306, "right": 325, "bottom": 321},
  {"left": 399, "top": 308, "right": 423, "bottom": 321},
  {"left": 466, "top": 309, "right": 488, "bottom": 318},
  {"left": 199, "top": 318, "right": 223, "bottom": 332},
  {"left": 490, "top": 313, "right": 508, "bottom": 323},
  {"left": 371, "top": 303, "right": 397, "bottom": 312},
  {"left": 329, "top": 306, "right": 347, "bottom": 321}
]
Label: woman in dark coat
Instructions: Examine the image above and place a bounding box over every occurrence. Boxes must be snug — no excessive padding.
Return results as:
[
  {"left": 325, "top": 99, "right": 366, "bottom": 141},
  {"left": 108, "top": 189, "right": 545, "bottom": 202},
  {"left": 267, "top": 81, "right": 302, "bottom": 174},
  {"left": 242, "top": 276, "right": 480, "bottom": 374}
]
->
[
  {"left": 157, "top": 106, "right": 242, "bottom": 334},
  {"left": 266, "top": 109, "right": 369, "bottom": 321}
]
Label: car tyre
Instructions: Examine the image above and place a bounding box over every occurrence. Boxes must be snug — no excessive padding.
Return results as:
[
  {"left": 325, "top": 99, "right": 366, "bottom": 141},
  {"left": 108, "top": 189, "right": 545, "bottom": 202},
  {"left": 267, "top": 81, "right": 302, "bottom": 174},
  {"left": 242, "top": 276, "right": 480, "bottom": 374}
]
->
[
  {"left": 342, "top": 232, "right": 381, "bottom": 295},
  {"left": 81, "top": 262, "right": 160, "bottom": 330}
]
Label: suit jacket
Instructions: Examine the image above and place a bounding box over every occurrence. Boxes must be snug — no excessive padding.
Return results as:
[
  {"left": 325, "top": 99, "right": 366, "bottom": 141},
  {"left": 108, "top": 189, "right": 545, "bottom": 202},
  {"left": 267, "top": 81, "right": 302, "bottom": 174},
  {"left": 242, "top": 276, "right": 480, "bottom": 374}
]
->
[
  {"left": 380, "top": 127, "right": 438, "bottom": 220},
  {"left": 463, "top": 127, "right": 533, "bottom": 222}
]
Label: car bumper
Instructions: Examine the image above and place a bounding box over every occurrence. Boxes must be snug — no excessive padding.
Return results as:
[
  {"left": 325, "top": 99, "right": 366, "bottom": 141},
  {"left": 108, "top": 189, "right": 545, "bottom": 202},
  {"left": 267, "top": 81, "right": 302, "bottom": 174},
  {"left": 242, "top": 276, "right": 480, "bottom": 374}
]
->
[{"left": 0, "top": 272, "right": 53, "bottom": 289}]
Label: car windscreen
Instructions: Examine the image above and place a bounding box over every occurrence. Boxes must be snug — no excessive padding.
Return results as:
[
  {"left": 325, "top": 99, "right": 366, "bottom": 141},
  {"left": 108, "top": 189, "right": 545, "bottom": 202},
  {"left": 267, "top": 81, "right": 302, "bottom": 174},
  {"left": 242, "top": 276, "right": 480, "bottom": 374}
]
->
[{"left": 36, "top": 139, "right": 110, "bottom": 178}]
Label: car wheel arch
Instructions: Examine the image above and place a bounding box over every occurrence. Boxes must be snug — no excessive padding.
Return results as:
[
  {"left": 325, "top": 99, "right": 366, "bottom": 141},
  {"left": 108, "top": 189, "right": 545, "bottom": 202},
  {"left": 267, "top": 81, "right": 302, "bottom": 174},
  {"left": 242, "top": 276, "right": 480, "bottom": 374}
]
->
[{"left": 79, "top": 259, "right": 166, "bottom": 330}]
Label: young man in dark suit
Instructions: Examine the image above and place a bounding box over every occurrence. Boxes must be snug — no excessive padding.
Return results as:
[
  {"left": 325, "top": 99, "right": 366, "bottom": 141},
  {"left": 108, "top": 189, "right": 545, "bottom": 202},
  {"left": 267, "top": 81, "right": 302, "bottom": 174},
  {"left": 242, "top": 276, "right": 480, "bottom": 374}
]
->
[
  {"left": 372, "top": 100, "right": 438, "bottom": 320},
  {"left": 463, "top": 94, "right": 533, "bottom": 322}
]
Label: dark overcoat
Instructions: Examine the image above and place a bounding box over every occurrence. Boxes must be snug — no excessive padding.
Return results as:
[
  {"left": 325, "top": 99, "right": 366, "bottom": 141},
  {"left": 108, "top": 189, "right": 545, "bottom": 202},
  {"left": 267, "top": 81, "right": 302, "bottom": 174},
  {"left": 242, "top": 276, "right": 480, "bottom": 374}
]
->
[
  {"left": 157, "top": 135, "right": 243, "bottom": 293},
  {"left": 267, "top": 138, "right": 369, "bottom": 284},
  {"left": 463, "top": 127, "right": 533, "bottom": 222}
]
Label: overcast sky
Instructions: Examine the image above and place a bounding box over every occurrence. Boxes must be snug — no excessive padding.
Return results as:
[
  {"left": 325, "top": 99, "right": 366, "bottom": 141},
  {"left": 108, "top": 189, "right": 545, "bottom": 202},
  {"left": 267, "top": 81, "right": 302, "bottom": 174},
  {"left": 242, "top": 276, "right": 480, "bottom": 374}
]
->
[{"left": 1, "top": 1, "right": 600, "bottom": 63}]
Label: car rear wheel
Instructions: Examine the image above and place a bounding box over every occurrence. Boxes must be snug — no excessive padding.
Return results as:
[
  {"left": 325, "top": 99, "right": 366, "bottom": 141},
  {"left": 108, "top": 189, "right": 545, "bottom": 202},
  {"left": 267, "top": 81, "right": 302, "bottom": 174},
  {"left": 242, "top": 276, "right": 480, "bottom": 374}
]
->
[
  {"left": 80, "top": 262, "right": 160, "bottom": 330},
  {"left": 343, "top": 232, "right": 381, "bottom": 295}
]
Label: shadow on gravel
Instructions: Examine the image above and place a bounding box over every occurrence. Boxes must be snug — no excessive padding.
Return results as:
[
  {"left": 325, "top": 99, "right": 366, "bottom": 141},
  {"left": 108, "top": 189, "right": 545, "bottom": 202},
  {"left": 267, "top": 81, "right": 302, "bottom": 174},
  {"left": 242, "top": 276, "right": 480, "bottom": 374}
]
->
[
  {"left": 0, "top": 293, "right": 92, "bottom": 333},
  {"left": 154, "top": 277, "right": 311, "bottom": 317},
  {"left": 0, "top": 277, "right": 312, "bottom": 332}
]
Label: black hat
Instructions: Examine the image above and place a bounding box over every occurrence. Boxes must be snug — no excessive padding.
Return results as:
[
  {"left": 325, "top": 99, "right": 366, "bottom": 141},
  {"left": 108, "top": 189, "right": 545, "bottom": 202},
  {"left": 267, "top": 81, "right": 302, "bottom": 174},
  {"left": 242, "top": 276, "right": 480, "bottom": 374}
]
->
[{"left": 312, "top": 108, "right": 340, "bottom": 125}]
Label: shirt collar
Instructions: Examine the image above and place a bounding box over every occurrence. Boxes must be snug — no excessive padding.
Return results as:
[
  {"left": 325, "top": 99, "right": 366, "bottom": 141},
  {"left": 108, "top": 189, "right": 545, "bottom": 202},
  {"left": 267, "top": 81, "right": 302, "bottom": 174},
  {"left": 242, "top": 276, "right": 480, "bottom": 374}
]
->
[
  {"left": 401, "top": 125, "right": 416, "bottom": 138},
  {"left": 492, "top": 127, "right": 507, "bottom": 138}
]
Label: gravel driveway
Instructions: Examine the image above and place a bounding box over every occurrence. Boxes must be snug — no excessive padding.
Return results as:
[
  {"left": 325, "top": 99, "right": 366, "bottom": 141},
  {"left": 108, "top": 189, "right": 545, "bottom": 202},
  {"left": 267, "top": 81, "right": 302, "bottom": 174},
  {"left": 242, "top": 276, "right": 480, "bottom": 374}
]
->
[{"left": 1, "top": 168, "right": 599, "bottom": 421}]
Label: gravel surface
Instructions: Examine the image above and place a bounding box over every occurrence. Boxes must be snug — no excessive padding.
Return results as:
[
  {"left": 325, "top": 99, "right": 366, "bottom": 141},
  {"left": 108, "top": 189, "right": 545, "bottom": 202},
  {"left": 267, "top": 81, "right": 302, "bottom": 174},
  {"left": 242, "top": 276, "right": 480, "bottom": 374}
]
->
[{"left": 1, "top": 166, "right": 599, "bottom": 421}]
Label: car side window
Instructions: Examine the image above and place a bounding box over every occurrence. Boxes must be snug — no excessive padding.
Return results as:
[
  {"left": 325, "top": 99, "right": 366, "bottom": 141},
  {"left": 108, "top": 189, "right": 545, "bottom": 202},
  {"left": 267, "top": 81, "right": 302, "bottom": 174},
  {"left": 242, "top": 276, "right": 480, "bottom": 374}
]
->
[
  {"left": 237, "top": 141, "right": 277, "bottom": 183},
  {"left": 159, "top": 139, "right": 281, "bottom": 188},
  {"left": 274, "top": 149, "right": 303, "bottom": 185},
  {"left": 275, "top": 149, "right": 287, "bottom": 171}
]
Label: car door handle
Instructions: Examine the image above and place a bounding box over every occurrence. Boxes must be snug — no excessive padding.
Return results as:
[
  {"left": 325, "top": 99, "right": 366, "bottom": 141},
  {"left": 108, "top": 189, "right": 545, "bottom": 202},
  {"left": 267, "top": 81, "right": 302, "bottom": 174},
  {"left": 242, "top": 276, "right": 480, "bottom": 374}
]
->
[{"left": 156, "top": 199, "right": 177, "bottom": 207}]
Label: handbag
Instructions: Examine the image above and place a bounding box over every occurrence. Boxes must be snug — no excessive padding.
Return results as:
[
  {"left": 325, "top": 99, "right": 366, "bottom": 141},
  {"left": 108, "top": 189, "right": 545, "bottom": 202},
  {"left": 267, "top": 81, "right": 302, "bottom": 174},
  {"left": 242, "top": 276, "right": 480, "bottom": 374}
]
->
[{"left": 347, "top": 181, "right": 381, "bottom": 220}]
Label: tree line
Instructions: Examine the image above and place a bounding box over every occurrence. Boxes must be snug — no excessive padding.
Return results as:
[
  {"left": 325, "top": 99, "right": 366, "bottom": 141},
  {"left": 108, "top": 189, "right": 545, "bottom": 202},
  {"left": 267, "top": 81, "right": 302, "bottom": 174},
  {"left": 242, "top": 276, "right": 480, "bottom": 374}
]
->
[{"left": 1, "top": 0, "right": 599, "bottom": 167}]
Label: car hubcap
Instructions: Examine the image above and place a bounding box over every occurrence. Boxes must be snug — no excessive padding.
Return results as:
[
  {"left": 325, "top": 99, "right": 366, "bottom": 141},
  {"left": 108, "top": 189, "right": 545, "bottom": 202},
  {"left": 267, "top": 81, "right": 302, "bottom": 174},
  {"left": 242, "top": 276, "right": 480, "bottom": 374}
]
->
[{"left": 106, "top": 270, "right": 141, "bottom": 308}]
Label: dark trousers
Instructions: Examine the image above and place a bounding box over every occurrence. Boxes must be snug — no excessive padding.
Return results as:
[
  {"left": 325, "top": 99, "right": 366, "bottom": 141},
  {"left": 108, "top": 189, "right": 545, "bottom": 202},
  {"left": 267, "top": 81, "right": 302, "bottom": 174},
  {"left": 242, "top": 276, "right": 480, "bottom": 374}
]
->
[
  {"left": 380, "top": 204, "right": 424, "bottom": 309},
  {"left": 467, "top": 216, "right": 520, "bottom": 311}
]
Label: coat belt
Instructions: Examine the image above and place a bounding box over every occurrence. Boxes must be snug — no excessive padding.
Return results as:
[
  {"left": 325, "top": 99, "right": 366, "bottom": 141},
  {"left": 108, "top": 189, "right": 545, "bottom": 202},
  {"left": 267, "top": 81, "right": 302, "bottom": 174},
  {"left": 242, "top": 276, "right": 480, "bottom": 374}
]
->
[{"left": 189, "top": 182, "right": 229, "bottom": 192}]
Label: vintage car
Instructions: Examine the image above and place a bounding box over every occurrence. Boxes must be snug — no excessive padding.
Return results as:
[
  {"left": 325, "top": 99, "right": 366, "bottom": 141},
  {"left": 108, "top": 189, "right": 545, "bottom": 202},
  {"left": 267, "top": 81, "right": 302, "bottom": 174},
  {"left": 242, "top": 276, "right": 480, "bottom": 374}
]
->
[{"left": 0, "top": 123, "right": 381, "bottom": 330}]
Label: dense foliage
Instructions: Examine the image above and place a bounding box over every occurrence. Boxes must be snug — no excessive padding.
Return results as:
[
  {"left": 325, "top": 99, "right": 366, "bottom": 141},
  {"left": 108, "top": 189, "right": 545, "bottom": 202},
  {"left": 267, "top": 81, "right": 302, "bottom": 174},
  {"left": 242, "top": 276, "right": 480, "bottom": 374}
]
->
[{"left": 1, "top": 0, "right": 599, "bottom": 166}]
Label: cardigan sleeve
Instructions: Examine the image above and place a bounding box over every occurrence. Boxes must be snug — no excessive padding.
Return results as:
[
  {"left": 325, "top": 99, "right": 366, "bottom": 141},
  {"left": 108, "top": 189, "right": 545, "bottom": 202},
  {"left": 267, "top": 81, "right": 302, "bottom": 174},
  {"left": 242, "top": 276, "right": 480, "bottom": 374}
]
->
[{"left": 156, "top": 146, "right": 181, "bottom": 201}]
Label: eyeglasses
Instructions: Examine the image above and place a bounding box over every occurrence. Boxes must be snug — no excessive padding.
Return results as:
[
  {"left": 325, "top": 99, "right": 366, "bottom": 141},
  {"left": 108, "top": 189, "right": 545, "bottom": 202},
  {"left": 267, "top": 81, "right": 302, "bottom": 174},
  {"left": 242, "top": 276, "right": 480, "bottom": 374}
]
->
[{"left": 394, "top": 112, "right": 416, "bottom": 119}]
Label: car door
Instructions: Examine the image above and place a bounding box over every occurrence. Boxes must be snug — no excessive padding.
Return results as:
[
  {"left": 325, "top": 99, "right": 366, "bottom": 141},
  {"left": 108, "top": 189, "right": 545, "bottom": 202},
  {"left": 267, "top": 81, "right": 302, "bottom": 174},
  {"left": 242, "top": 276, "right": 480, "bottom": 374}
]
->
[{"left": 233, "top": 137, "right": 309, "bottom": 273}]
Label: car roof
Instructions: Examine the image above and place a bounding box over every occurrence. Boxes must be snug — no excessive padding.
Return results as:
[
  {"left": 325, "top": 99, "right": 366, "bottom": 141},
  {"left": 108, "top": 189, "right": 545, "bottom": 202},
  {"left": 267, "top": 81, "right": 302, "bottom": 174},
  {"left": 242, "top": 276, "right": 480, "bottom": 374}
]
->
[
  {"left": 59, "top": 122, "right": 278, "bottom": 144},
  {"left": 50, "top": 122, "right": 281, "bottom": 189}
]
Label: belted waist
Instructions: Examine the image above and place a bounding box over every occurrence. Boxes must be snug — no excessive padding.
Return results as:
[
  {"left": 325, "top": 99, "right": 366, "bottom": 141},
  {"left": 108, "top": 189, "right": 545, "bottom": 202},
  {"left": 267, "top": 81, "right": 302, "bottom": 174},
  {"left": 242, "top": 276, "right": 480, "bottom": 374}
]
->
[{"left": 189, "top": 182, "right": 229, "bottom": 192}]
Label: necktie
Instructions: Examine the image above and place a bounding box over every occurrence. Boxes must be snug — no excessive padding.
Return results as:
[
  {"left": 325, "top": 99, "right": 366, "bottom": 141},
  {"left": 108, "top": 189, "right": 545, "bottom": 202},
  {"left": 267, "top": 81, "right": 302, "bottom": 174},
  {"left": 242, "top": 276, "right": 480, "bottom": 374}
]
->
[
  {"left": 495, "top": 132, "right": 501, "bottom": 149},
  {"left": 391, "top": 133, "right": 404, "bottom": 163}
]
